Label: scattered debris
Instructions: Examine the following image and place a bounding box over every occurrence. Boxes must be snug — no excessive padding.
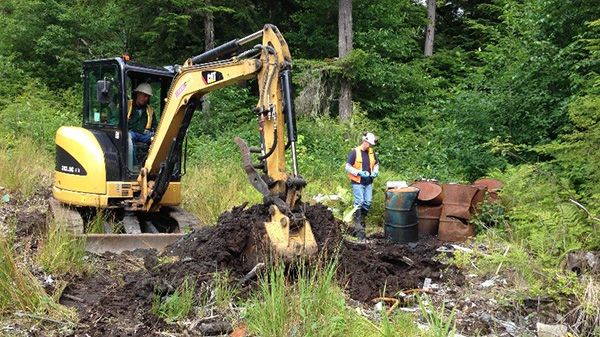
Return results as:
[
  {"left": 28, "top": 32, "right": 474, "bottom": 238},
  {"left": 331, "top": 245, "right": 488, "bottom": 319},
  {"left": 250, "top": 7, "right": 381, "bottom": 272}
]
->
[{"left": 536, "top": 322, "right": 568, "bottom": 337}]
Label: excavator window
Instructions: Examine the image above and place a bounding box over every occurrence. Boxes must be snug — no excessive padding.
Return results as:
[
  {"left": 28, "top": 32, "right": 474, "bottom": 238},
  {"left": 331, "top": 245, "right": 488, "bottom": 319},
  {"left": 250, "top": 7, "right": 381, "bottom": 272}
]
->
[
  {"left": 83, "top": 65, "right": 121, "bottom": 127},
  {"left": 124, "top": 73, "right": 172, "bottom": 172}
]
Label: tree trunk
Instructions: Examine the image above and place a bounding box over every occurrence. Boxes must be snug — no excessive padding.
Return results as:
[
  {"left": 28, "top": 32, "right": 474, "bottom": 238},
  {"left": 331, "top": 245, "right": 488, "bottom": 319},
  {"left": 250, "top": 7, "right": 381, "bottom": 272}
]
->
[
  {"left": 204, "top": 1, "right": 214, "bottom": 51},
  {"left": 338, "top": 0, "right": 352, "bottom": 121},
  {"left": 424, "top": 0, "right": 436, "bottom": 56},
  {"left": 203, "top": 1, "right": 214, "bottom": 116}
]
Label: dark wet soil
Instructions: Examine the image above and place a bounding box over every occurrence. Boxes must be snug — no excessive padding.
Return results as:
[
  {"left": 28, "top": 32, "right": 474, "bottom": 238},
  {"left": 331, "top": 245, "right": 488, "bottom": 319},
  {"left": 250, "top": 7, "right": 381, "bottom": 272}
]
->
[
  {"left": 56, "top": 202, "right": 456, "bottom": 335},
  {"left": 340, "top": 236, "right": 457, "bottom": 302}
]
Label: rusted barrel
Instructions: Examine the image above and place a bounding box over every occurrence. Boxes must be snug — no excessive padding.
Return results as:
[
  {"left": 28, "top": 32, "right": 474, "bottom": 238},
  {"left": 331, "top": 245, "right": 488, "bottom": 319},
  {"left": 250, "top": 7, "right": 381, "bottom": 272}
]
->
[
  {"left": 438, "top": 217, "right": 475, "bottom": 242},
  {"left": 473, "top": 178, "right": 503, "bottom": 202},
  {"left": 411, "top": 181, "right": 443, "bottom": 205},
  {"left": 417, "top": 204, "right": 442, "bottom": 236},
  {"left": 442, "top": 183, "right": 480, "bottom": 221},
  {"left": 384, "top": 187, "right": 419, "bottom": 243},
  {"left": 470, "top": 185, "right": 487, "bottom": 213}
]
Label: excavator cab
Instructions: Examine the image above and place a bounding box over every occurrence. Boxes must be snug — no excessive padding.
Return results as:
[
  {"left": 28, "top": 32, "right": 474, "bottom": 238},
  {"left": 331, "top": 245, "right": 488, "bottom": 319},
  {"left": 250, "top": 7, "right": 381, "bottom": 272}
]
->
[{"left": 81, "top": 59, "right": 177, "bottom": 177}]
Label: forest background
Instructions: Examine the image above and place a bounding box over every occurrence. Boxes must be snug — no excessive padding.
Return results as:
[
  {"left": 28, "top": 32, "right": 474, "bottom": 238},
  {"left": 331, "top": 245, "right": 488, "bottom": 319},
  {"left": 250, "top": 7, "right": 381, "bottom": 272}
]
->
[{"left": 0, "top": 0, "right": 599, "bottom": 324}]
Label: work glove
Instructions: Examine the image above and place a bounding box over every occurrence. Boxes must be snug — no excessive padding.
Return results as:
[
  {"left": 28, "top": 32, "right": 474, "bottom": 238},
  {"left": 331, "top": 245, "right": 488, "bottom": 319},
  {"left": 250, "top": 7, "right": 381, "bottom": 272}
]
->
[
  {"left": 371, "top": 172, "right": 378, "bottom": 178},
  {"left": 358, "top": 171, "right": 370, "bottom": 178}
]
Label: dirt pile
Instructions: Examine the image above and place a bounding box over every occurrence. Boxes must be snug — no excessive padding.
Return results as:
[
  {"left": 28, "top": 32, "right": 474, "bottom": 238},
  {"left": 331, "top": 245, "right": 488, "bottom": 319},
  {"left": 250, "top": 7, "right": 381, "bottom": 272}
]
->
[
  {"left": 63, "top": 203, "right": 343, "bottom": 336},
  {"left": 340, "top": 236, "right": 460, "bottom": 302},
  {"left": 60, "top": 202, "right": 461, "bottom": 335}
]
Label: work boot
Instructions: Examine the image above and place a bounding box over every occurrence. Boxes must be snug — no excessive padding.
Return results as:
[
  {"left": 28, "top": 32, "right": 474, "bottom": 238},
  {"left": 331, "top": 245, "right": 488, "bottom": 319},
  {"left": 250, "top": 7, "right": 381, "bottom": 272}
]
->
[{"left": 354, "top": 208, "right": 366, "bottom": 241}]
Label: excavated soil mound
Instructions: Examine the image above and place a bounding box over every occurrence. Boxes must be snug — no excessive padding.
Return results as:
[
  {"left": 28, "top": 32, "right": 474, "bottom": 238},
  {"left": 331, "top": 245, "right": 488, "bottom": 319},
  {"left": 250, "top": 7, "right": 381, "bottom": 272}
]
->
[
  {"left": 340, "top": 236, "right": 451, "bottom": 302},
  {"left": 61, "top": 203, "right": 458, "bottom": 334},
  {"left": 64, "top": 203, "right": 343, "bottom": 336}
]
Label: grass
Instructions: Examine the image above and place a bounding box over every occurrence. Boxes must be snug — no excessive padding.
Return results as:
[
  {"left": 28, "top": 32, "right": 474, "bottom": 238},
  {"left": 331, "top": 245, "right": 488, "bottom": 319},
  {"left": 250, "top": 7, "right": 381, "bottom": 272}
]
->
[
  {"left": 36, "top": 218, "right": 87, "bottom": 275},
  {"left": 152, "top": 277, "right": 196, "bottom": 323},
  {"left": 182, "top": 161, "right": 261, "bottom": 225},
  {"left": 244, "top": 260, "right": 425, "bottom": 337},
  {"left": 0, "top": 138, "right": 52, "bottom": 197},
  {"left": 213, "top": 270, "right": 239, "bottom": 310},
  {"left": 417, "top": 294, "right": 456, "bottom": 337},
  {"left": 0, "top": 234, "right": 75, "bottom": 321}
]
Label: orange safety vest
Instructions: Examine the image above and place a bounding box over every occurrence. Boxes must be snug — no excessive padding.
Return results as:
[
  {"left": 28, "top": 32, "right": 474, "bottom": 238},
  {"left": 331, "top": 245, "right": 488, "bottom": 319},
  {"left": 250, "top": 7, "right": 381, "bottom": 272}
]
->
[
  {"left": 127, "top": 100, "right": 154, "bottom": 130},
  {"left": 348, "top": 146, "right": 375, "bottom": 183}
]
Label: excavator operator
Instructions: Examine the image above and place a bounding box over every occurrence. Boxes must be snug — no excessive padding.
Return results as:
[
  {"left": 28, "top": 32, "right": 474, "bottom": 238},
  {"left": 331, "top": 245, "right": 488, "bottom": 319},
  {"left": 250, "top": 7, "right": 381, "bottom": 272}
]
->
[
  {"left": 128, "top": 83, "right": 157, "bottom": 145},
  {"left": 127, "top": 83, "right": 157, "bottom": 165}
]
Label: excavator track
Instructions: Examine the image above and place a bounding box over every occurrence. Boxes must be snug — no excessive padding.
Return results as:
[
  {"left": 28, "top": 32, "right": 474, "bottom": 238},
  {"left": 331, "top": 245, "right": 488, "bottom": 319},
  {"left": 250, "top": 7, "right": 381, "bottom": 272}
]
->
[
  {"left": 48, "top": 197, "right": 84, "bottom": 234},
  {"left": 163, "top": 206, "right": 201, "bottom": 232},
  {"left": 48, "top": 197, "right": 200, "bottom": 254}
]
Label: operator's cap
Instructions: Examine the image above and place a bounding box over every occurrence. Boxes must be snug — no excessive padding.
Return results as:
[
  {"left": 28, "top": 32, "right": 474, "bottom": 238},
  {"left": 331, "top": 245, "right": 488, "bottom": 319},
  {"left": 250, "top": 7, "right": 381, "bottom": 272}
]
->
[
  {"left": 134, "top": 83, "right": 153, "bottom": 96},
  {"left": 362, "top": 132, "right": 377, "bottom": 145}
]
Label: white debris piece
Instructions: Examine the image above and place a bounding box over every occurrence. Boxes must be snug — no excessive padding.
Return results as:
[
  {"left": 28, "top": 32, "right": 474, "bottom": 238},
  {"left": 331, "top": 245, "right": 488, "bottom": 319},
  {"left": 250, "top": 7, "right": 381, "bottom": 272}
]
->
[
  {"left": 536, "top": 323, "right": 568, "bottom": 337},
  {"left": 44, "top": 274, "right": 54, "bottom": 286},
  {"left": 423, "top": 278, "right": 432, "bottom": 291},
  {"left": 374, "top": 301, "right": 384, "bottom": 311},
  {"left": 386, "top": 181, "right": 408, "bottom": 189}
]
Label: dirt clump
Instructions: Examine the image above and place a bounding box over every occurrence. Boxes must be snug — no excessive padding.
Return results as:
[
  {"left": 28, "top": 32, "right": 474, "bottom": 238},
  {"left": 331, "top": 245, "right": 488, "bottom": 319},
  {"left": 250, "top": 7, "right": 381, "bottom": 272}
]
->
[{"left": 340, "top": 236, "right": 452, "bottom": 302}]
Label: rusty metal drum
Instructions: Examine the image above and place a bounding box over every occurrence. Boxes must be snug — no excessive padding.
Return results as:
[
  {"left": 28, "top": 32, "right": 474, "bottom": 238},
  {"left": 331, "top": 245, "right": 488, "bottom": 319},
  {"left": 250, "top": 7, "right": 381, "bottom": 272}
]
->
[
  {"left": 438, "top": 217, "right": 475, "bottom": 242},
  {"left": 411, "top": 181, "right": 443, "bottom": 205},
  {"left": 384, "top": 187, "right": 419, "bottom": 243},
  {"left": 417, "top": 204, "right": 443, "bottom": 236},
  {"left": 441, "top": 183, "right": 480, "bottom": 221}
]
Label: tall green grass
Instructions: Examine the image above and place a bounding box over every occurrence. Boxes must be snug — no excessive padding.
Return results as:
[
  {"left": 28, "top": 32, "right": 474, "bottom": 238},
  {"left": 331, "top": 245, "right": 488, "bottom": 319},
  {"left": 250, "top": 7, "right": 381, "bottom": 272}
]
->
[
  {"left": 36, "top": 219, "right": 87, "bottom": 275},
  {"left": 0, "top": 235, "right": 75, "bottom": 320},
  {"left": 245, "top": 260, "right": 423, "bottom": 337},
  {"left": 0, "top": 138, "right": 52, "bottom": 197},
  {"left": 182, "top": 161, "right": 261, "bottom": 225},
  {"left": 152, "top": 277, "right": 195, "bottom": 323}
]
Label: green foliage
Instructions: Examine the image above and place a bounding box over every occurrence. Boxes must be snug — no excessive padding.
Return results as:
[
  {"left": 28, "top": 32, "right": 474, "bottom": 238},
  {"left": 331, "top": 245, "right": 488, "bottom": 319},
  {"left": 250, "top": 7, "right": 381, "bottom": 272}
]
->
[
  {"left": 152, "top": 278, "right": 195, "bottom": 323},
  {"left": 212, "top": 270, "right": 239, "bottom": 310},
  {"left": 245, "top": 260, "right": 422, "bottom": 337},
  {"left": 0, "top": 138, "right": 53, "bottom": 197},
  {"left": 0, "top": 83, "right": 79, "bottom": 151},
  {"left": 188, "top": 86, "right": 255, "bottom": 138},
  {"left": 37, "top": 219, "right": 87, "bottom": 275},
  {"left": 417, "top": 295, "right": 456, "bottom": 337},
  {"left": 0, "top": 234, "right": 76, "bottom": 320}
]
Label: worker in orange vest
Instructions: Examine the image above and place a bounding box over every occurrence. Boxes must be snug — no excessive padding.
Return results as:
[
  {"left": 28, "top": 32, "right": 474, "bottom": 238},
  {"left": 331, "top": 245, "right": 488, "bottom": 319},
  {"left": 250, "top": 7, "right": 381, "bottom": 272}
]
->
[{"left": 345, "top": 132, "right": 379, "bottom": 242}]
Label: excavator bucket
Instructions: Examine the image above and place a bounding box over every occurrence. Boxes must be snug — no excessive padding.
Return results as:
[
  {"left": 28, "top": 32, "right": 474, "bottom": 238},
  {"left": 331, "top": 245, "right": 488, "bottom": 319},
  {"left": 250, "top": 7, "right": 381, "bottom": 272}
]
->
[{"left": 263, "top": 205, "right": 318, "bottom": 260}]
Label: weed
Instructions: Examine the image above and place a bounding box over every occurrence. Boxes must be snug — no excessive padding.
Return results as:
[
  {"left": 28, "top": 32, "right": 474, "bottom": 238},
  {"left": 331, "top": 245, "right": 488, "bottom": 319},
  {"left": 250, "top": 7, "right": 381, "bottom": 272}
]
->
[
  {"left": 0, "top": 138, "right": 52, "bottom": 197},
  {"left": 0, "top": 235, "right": 75, "bottom": 320},
  {"left": 245, "top": 264, "right": 289, "bottom": 337},
  {"left": 181, "top": 162, "right": 261, "bottom": 225},
  {"left": 152, "top": 277, "right": 195, "bottom": 323},
  {"left": 213, "top": 270, "right": 239, "bottom": 310},
  {"left": 417, "top": 294, "right": 456, "bottom": 337},
  {"left": 568, "top": 275, "right": 600, "bottom": 336},
  {"left": 85, "top": 209, "right": 111, "bottom": 234},
  {"left": 36, "top": 219, "right": 87, "bottom": 275},
  {"left": 245, "top": 259, "right": 421, "bottom": 337}
]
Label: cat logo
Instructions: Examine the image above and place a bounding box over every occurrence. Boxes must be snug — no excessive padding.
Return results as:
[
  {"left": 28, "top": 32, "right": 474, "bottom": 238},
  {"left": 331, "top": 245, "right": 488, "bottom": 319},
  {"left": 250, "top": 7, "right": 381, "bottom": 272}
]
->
[
  {"left": 207, "top": 72, "right": 217, "bottom": 83},
  {"left": 202, "top": 70, "right": 223, "bottom": 84}
]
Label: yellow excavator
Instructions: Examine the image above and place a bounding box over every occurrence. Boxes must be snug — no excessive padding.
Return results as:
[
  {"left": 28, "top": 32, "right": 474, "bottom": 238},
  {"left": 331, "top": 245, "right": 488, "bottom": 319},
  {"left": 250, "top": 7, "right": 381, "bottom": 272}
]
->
[{"left": 50, "top": 24, "right": 317, "bottom": 259}]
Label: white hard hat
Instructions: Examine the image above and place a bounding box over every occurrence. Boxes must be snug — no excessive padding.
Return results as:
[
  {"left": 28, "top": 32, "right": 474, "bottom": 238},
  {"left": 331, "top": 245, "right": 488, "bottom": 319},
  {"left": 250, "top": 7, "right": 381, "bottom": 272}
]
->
[
  {"left": 134, "top": 83, "right": 153, "bottom": 96},
  {"left": 362, "top": 132, "right": 376, "bottom": 145}
]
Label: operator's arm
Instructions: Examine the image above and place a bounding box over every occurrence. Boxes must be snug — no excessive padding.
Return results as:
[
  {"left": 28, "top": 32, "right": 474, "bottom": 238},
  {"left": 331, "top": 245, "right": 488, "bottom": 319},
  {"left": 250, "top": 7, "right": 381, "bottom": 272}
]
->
[{"left": 345, "top": 150, "right": 360, "bottom": 176}]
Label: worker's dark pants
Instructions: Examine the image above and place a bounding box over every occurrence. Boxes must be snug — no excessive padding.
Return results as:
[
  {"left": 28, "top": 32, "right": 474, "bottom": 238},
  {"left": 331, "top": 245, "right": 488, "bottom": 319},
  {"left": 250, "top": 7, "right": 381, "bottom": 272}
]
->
[
  {"left": 128, "top": 131, "right": 153, "bottom": 166},
  {"left": 352, "top": 183, "right": 373, "bottom": 240}
]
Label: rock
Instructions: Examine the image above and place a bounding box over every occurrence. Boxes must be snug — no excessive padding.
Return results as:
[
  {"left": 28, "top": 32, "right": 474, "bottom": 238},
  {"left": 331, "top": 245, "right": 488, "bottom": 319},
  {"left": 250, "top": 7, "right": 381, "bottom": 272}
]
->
[{"left": 536, "top": 323, "right": 568, "bottom": 337}]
